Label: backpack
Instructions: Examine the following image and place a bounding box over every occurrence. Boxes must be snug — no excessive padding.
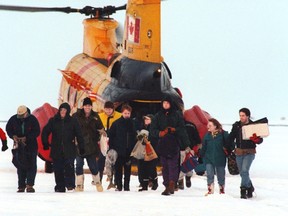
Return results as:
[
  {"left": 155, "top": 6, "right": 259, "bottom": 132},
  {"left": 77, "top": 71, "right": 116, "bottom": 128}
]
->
[{"left": 227, "top": 152, "right": 239, "bottom": 175}]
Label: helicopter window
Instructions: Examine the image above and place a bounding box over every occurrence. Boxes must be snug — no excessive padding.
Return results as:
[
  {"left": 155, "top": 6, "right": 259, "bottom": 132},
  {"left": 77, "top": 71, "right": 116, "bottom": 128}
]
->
[
  {"left": 163, "top": 62, "right": 172, "bottom": 79},
  {"left": 111, "top": 61, "right": 121, "bottom": 79}
]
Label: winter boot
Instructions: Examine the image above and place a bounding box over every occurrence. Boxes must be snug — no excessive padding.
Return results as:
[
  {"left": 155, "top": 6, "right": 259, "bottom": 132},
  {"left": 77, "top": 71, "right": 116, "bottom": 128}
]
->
[
  {"left": 178, "top": 179, "right": 184, "bottom": 190},
  {"left": 205, "top": 183, "right": 214, "bottom": 196},
  {"left": 92, "top": 174, "right": 103, "bottom": 192},
  {"left": 26, "top": 185, "right": 35, "bottom": 193},
  {"left": 17, "top": 188, "right": 25, "bottom": 193},
  {"left": 168, "top": 181, "right": 175, "bottom": 194},
  {"left": 185, "top": 176, "right": 192, "bottom": 188},
  {"left": 139, "top": 179, "right": 148, "bottom": 192},
  {"left": 151, "top": 177, "right": 158, "bottom": 190},
  {"left": 219, "top": 185, "right": 225, "bottom": 194},
  {"left": 174, "top": 181, "right": 179, "bottom": 192},
  {"left": 75, "top": 174, "right": 84, "bottom": 192},
  {"left": 240, "top": 187, "right": 248, "bottom": 199},
  {"left": 115, "top": 183, "right": 123, "bottom": 191},
  {"left": 161, "top": 186, "right": 171, "bottom": 196},
  {"left": 247, "top": 184, "right": 255, "bottom": 198}
]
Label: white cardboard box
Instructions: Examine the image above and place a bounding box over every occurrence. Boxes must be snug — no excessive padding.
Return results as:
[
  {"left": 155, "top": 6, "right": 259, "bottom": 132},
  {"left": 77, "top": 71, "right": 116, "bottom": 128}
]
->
[{"left": 242, "top": 123, "right": 270, "bottom": 140}]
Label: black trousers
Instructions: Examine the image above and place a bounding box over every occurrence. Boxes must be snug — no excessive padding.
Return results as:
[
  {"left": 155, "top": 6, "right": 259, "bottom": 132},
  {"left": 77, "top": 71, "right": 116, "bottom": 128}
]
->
[
  {"left": 114, "top": 155, "right": 131, "bottom": 190},
  {"left": 138, "top": 159, "right": 157, "bottom": 184}
]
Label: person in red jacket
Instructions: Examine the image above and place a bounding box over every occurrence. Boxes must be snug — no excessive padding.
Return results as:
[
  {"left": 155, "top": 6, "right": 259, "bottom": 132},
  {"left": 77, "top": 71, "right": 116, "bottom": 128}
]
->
[{"left": 0, "top": 127, "right": 8, "bottom": 151}]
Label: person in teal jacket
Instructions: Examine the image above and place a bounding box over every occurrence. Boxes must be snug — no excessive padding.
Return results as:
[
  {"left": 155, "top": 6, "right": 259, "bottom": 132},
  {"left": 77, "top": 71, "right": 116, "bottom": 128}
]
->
[{"left": 200, "top": 118, "right": 229, "bottom": 195}]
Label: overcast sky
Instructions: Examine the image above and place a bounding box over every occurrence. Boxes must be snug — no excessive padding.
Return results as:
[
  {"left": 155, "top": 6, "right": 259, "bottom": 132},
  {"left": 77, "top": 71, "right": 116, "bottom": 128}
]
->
[{"left": 0, "top": 0, "right": 287, "bottom": 123}]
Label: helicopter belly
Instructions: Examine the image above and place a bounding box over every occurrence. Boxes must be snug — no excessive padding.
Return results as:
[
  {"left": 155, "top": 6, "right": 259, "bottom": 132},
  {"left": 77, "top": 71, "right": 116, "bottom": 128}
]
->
[{"left": 102, "top": 56, "right": 184, "bottom": 109}]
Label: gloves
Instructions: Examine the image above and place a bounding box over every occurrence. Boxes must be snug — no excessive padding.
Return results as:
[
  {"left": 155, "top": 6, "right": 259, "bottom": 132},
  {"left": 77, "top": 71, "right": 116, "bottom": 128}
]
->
[
  {"left": 1, "top": 140, "right": 8, "bottom": 151},
  {"left": 193, "top": 144, "right": 202, "bottom": 157},
  {"left": 167, "top": 127, "right": 176, "bottom": 134},
  {"left": 13, "top": 135, "right": 18, "bottom": 143},
  {"left": 223, "top": 147, "right": 229, "bottom": 156},
  {"left": 43, "top": 143, "right": 50, "bottom": 151},
  {"left": 159, "top": 128, "right": 169, "bottom": 137},
  {"left": 250, "top": 133, "right": 261, "bottom": 144},
  {"left": 79, "top": 147, "right": 85, "bottom": 156}
]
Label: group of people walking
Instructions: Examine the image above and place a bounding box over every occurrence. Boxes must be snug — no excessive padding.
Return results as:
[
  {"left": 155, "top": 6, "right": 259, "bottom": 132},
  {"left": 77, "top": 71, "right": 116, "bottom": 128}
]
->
[{"left": 1, "top": 96, "right": 264, "bottom": 199}]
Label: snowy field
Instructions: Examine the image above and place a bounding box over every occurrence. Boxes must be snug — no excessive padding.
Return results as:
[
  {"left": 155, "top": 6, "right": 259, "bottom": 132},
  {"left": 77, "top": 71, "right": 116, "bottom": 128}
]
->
[{"left": 0, "top": 123, "right": 287, "bottom": 216}]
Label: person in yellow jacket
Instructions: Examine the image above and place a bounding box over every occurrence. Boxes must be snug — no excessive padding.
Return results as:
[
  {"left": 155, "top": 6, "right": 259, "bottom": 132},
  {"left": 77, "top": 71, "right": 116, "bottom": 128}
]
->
[{"left": 96, "top": 101, "right": 121, "bottom": 186}]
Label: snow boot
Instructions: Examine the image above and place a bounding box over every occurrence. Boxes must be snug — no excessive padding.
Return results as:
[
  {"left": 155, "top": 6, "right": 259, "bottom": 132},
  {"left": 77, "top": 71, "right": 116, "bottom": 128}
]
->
[
  {"left": 26, "top": 185, "right": 35, "bottom": 193},
  {"left": 115, "top": 183, "right": 123, "bottom": 191},
  {"left": 219, "top": 185, "right": 225, "bottom": 194},
  {"left": 168, "top": 180, "right": 175, "bottom": 194},
  {"left": 240, "top": 187, "right": 248, "bottom": 199},
  {"left": 66, "top": 187, "right": 75, "bottom": 192},
  {"left": 161, "top": 186, "right": 171, "bottom": 196},
  {"left": 75, "top": 174, "right": 84, "bottom": 192},
  {"left": 17, "top": 187, "right": 25, "bottom": 193},
  {"left": 247, "top": 184, "right": 255, "bottom": 198},
  {"left": 178, "top": 179, "right": 184, "bottom": 190},
  {"left": 185, "top": 176, "right": 192, "bottom": 188},
  {"left": 92, "top": 174, "right": 103, "bottom": 192},
  {"left": 205, "top": 183, "right": 214, "bottom": 196},
  {"left": 151, "top": 177, "right": 158, "bottom": 190}
]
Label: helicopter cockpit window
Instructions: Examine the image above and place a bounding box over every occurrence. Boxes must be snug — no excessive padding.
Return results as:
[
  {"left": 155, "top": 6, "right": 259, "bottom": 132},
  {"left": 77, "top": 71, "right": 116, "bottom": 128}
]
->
[
  {"left": 111, "top": 61, "right": 121, "bottom": 79},
  {"left": 163, "top": 62, "right": 172, "bottom": 79}
]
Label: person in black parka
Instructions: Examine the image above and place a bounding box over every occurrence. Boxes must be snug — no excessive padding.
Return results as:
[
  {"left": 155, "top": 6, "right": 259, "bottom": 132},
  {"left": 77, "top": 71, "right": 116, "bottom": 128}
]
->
[
  {"left": 72, "top": 97, "right": 105, "bottom": 192},
  {"left": 6, "top": 105, "right": 40, "bottom": 193},
  {"left": 108, "top": 104, "right": 137, "bottom": 191},
  {"left": 41, "top": 102, "right": 85, "bottom": 192},
  {"left": 150, "top": 96, "right": 191, "bottom": 196}
]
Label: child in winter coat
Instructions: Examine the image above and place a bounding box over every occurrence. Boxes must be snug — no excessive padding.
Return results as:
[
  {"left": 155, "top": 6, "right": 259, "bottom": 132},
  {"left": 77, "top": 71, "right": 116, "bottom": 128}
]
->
[
  {"left": 137, "top": 115, "right": 159, "bottom": 192},
  {"left": 108, "top": 104, "right": 137, "bottom": 191},
  {"left": 199, "top": 118, "right": 229, "bottom": 195}
]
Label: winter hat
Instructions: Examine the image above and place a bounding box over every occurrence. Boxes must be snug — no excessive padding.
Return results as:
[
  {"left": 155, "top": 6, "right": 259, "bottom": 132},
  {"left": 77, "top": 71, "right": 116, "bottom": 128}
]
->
[
  {"left": 161, "top": 95, "right": 175, "bottom": 112},
  {"left": 59, "top": 102, "right": 71, "bottom": 114},
  {"left": 17, "top": 105, "right": 28, "bottom": 117},
  {"left": 162, "top": 95, "right": 173, "bottom": 105},
  {"left": 83, "top": 97, "right": 92, "bottom": 106},
  {"left": 104, "top": 101, "right": 114, "bottom": 109}
]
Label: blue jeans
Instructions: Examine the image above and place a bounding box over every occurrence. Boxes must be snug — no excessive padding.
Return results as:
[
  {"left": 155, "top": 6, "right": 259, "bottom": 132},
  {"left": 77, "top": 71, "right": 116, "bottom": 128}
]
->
[
  {"left": 206, "top": 163, "right": 225, "bottom": 186},
  {"left": 75, "top": 155, "right": 99, "bottom": 175},
  {"left": 236, "top": 154, "right": 255, "bottom": 188}
]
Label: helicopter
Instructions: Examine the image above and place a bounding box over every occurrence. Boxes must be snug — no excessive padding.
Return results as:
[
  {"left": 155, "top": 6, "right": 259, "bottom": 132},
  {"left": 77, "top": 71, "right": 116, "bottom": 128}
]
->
[{"left": 0, "top": 0, "right": 211, "bottom": 172}]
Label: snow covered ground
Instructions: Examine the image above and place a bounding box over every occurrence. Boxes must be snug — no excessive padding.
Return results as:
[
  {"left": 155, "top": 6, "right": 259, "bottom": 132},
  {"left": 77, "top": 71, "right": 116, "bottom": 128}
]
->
[{"left": 0, "top": 124, "right": 287, "bottom": 216}]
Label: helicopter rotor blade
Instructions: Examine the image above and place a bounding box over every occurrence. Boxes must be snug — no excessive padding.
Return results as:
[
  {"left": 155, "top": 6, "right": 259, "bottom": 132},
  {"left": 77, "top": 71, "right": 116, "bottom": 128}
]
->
[
  {"left": 0, "top": 5, "right": 79, "bottom": 14},
  {"left": 0, "top": 4, "right": 126, "bottom": 17}
]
